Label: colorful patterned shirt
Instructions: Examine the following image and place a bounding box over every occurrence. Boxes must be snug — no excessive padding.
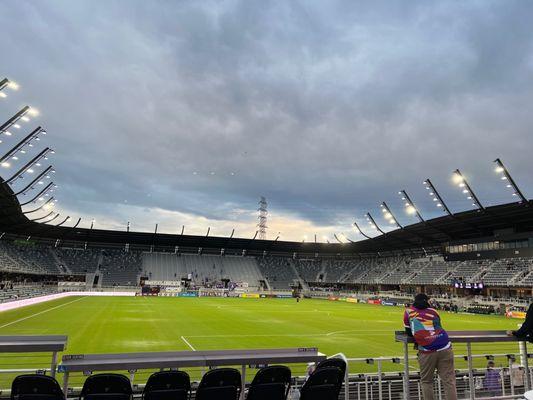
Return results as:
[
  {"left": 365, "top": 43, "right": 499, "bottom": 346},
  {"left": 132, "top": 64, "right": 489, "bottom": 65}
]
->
[{"left": 403, "top": 306, "right": 451, "bottom": 353}]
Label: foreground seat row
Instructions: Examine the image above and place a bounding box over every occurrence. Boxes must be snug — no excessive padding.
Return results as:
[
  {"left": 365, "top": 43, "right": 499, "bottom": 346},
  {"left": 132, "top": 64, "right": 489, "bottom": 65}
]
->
[{"left": 12, "top": 358, "right": 346, "bottom": 400}]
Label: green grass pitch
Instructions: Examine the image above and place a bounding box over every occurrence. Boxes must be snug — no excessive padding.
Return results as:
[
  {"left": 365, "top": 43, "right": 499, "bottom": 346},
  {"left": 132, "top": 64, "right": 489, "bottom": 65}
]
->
[{"left": 0, "top": 296, "right": 523, "bottom": 386}]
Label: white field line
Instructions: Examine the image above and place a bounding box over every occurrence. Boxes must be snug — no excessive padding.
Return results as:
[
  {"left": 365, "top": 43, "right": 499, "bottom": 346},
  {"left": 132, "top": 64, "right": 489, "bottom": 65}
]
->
[
  {"left": 0, "top": 296, "right": 87, "bottom": 329},
  {"left": 187, "top": 330, "right": 393, "bottom": 339},
  {"left": 181, "top": 336, "right": 196, "bottom": 351}
]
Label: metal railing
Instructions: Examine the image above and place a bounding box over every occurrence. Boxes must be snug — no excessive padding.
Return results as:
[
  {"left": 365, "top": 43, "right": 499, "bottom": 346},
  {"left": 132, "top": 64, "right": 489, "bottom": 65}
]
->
[{"left": 395, "top": 330, "right": 531, "bottom": 400}]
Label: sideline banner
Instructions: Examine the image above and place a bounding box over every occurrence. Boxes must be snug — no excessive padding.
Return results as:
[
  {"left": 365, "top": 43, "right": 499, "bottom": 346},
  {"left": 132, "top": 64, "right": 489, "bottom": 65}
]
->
[
  {"left": 506, "top": 311, "right": 526, "bottom": 319},
  {"left": 241, "top": 293, "right": 260, "bottom": 298}
]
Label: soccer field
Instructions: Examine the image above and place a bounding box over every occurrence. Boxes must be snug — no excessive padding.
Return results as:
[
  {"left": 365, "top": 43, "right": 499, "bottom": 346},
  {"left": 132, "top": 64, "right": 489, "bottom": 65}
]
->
[{"left": 0, "top": 296, "right": 522, "bottom": 385}]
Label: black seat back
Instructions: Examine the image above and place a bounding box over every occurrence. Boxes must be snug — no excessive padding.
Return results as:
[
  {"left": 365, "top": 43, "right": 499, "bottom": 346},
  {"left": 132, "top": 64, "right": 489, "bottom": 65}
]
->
[
  {"left": 143, "top": 371, "right": 190, "bottom": 400},
  {"left": 316, "top": 358, "right": 346, "bottom": 377},
  {"left": 80, "top": 374, "right": 132, "bottom": 400},
  {"left": 316, "top": 357, "right": 346, "bottom": 393},
  {"left": 196, "top": 368, "right": 241, "bottom": 400},
  {"left": 11, "top": 374, "right": 64, "bottom": 400},
  {"left": 300, "top": 367, "right": 343, "bottom": 400},
  {"left": 247, "top": 365, "right": 291, "bottom": 400}
]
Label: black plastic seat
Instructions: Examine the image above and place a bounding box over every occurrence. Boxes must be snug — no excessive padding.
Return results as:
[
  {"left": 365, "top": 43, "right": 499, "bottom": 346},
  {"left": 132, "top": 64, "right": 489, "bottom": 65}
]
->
[
  {"left": 316, "top": 357, "right": 347, "bottom": 377},
  {"left": 246, "top": 365, "right": 291, "bottom": 400},
  {"left": 80, "top": 374, "right": 132, "bottom": 400},
  {"left": 300, "top": 367, "right": 343, "bottom": 400},
  {"left": 195, "top": 368, "right": 241, "bottom": 400},
  {"left": 316, "top": 357, "right": 346, "bottom": 394},
  {"left": 11, "top": 374, "right": 64, "bottom": 400},
  {"left": 143, "top": 371, "right": 190, "bottom": 400}
]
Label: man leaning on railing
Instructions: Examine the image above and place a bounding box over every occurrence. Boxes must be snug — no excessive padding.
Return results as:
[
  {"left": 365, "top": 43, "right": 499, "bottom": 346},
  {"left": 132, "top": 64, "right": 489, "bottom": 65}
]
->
[{"left": 404, "top": 293, "right": 458, "bottom": 400}]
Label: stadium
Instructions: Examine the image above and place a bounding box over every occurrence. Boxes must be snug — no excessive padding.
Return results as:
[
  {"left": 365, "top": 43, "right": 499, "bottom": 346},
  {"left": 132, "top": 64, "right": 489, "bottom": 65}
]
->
[{"left": 2, "top": 2, "right": 533, "bottom": 400}]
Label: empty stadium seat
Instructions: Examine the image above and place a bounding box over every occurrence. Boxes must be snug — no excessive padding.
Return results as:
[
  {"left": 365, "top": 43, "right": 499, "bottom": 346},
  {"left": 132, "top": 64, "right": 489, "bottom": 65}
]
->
[
  {"left": 80, "top": 374, "right": 132, "bottom": 400},
  {"left": 11, "top": 374, "right": 64, "bottom": 400},
  {"left": 316, "top": 357, "right": 346, "bottom": 394},
  {"left": 246, "top": 365, "right": 291, "bottom": 400},
  {"left": 195, "top": 368, "right": 241, "bottom": 400},
  {"left": 299, "top": 367, "right": 344, "bottom": 400},
  {"left": 143, "top": 371, "right": 190, "bottom": 400}
]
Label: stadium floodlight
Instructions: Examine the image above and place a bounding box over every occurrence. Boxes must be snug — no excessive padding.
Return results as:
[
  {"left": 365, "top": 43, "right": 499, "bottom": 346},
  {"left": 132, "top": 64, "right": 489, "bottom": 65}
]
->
[
  {"left": 55, "top": 216, "right": 71, "bottom": 226},
  {"left": 366, "top": 213, "right": 385, "bottom": 234},
  {"left": 452, "top": 169, "right": 484, "bottom": 210},
  {"left": 494, "top": 158, "right": 527, "bottom": 203},
  {"left": 0, "top": 78, "right": 19, "bottom": 98},
  {"left": 19, "top": 182, "right": 55, "bottom": 206},
  {"left": 399, "top": 190, "right": 425, "bottom": 222},
  {"left": 423, "top": 179, "right": 452, "bottom": 215},
  {"left": 380, "top": 202, "right": 402, "bottom": 229},
  {"left": 30, "top": 210, "right": 55, "bottom": 221},
  {"left": 127, "top": 221, "right": 130, "bottom": 232},
  {"left": 0, "top": 106, "right": 36, "bottom": 136},
  {"left": 353, "top": 221, "right": 372, "bottom": 239},
  {"left": 23, "top": 196, "right": 55, "bottom": 214},
  {"left": 0, "top": 127, "right": 47, "bottom": 165},
  {"left": 230, "top": 229, "right": 235, "bottom": 239},
  {"left": 72, "top": 217, "right": 82, "bottom": 228},
  {"left": 90, "top": 219, "right": 95, "bottom": 230},
  {"left": 3, "top": 148, "right": 54, "bottom": 185},
  {"left": 14, "top": 166, "right": 55, "bottom": 196},
  {"left": 45, "top": 213, "right": 60, "bottom": 223}
]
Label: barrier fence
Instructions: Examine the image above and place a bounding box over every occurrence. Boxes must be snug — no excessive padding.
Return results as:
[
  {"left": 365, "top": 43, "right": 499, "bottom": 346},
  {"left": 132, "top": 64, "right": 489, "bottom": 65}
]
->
[{"left": 0, "top": 333, "right": 532, "bottom": 400}]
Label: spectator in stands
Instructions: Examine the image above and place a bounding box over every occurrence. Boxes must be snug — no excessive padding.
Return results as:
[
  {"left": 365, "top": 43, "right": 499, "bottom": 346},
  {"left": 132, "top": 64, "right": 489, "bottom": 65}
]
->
[
  {"left": 483, "top": 361, "right": 501, "bottom": 397},
  {"left": 404, "top": 293, "right": 457, "bottom": 400}
]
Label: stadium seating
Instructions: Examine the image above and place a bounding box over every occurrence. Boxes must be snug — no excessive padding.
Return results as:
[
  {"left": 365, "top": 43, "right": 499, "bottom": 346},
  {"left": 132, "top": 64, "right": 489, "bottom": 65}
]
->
[
  {"left": 195, "top": 368, "right": 241, "bottom": 400},
  {"left": 143, "top": 371, "right": 190, "bottom": 400},
  {"left": 246, "top": 365, "right": 291, "bottom": 400},
  {"left": 99, "top": 250, "right": 142, "bottom": 286},
  {"left": 299, "top": 366, "right": 344, "bottom": 400},
  {"left": 315, "top": 357, "right": 346, "bottom": 398},
  {"left": 55, "top": 248, "right": 101, "bottom": 275},
  {"left": 80, "top": 374, "right": 132, "bottom": 400},
  {"left": 0, "top": 286, "right": 57, "bottom": 304},
  {"left": 143, "top": 253, "right": 264, "bottom": 289},
  {"left": 11, "top": 374, "right": 64, "bottom": 400},
  {"left": 293, "top": 259, "right": 322, "bottom": 283},
  {"left": 256, "top": 257, "right": 299, "bottom": 290}
]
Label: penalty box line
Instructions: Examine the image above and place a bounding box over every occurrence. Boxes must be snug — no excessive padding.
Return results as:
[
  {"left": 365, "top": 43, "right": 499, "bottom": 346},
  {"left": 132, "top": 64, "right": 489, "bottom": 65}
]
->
[
  {"left": 181, "top": 336, "right": 196, "bottom": 351},
  {"left": 0, "top": 296, "right": 87, "bottom": 329}
]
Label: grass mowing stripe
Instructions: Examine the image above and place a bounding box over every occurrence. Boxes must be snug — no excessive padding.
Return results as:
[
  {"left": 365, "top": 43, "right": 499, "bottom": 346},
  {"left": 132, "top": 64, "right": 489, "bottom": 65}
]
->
[{"left": 0, "top": 296, "right": 87, "bottom": 329}]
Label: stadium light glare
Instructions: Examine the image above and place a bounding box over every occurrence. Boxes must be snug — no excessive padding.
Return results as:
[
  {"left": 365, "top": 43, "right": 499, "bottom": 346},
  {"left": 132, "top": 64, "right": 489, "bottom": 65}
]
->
[
  {"left": 3, "top": 148, "right": 54, "bottom": 185},
  {"left": 380, "top": 202, "right": 402, "bottom": 229},
  {"left": 453, "top": 169, "right": 484, "bottom": 210},
  {"left": 493, "top": 158, "right": 527, "bottom": 203},
  {"left": 0, "top": 78, "right": 19, "bottom": 98},
  {"left": 1, "top": 162, "right": 10, "bottom": 168},
  {"left": 366, "top": 212, "right": 386, "bottom": 234},
  {"left": 0, "top": 106, "right": 31, "bottom": 136},
  {"left": 6, "top": 81, "right": 19, "bottom": 90}
]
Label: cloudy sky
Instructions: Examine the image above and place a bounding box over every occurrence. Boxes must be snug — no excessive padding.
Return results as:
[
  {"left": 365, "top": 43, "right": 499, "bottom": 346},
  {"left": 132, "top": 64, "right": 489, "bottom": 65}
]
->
[{"left": 1, "top": 0, "right": 532, "bottom": 242}]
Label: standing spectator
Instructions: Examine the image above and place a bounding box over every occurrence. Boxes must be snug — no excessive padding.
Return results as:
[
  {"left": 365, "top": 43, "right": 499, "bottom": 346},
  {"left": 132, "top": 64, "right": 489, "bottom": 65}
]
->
[
  {"left": 404, "top": 293, "right": 457, "bottom": 400},
  {"left": 483, "top": 361, "right": 501, "bottom": 397}
]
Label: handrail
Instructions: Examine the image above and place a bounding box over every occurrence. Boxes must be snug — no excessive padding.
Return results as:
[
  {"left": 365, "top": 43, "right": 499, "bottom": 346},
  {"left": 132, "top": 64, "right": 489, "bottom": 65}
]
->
[{"left": 394, "top": 330, "right": 531, "bottom": 400}]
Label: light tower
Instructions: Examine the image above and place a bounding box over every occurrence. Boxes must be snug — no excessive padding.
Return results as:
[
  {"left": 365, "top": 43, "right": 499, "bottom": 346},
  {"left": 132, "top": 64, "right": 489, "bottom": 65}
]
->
[{"left": 257, "top": 196, "right": 268, "bottom": 240}]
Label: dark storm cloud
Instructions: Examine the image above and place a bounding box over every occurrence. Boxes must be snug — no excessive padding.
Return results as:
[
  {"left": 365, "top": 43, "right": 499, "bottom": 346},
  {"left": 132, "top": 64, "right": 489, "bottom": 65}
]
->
[{"left": 1, "top": 0, "right": 533, "bottom": 239}]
